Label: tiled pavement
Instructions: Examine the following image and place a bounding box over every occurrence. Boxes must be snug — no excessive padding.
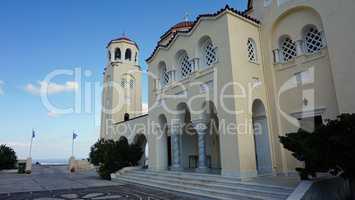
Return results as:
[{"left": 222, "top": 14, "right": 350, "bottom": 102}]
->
[
  {"left": 0, "top": 184, "right": 213, "bottom": 200},
  {"left": 0, "top": 165, "right": 213, "bottom": 200}
]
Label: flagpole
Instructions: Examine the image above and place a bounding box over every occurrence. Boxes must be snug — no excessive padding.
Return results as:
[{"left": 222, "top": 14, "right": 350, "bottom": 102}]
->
[
  {"left": 29, "top": 129, "right": 34, "bottom": 158},
  {"left": 72, "top": 131, "right": 74, "bottom": 157}
]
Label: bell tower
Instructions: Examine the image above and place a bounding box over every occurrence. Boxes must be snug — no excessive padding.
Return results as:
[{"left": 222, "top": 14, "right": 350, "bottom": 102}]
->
[{"left": 100, "top": 36, "right": 142, "bottom": 138}]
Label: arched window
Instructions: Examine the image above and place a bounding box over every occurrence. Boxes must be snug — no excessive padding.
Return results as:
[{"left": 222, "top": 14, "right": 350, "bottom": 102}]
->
[
  {"left": 134, "top": 52, "right": 138, "bottom": 62},
  {"left": 114, "top": 48, "right": 121, "bottom": 60},
  {"left": 121, "top": 78, "right": 127, "bottom": 88},
  {"left": 159, "top": 62, "right": 169, "bottom": 87},
  {"left": 247, "top": 38, "right": 257, "bottom": 62},
  {"left": 129, "top": 79, "right": 134, "bottom": 88},
  {"left": 124, "top": 113, "right": 130, "bottom": 121},
  {"left": 125, "top": 49, "right": 132, "bottom": 61},
  {"left": 303, "top": 26, "right": 323, "bottom": 54},
  {"left": 280, "top": 36, "right": 297, "bottom": 62},
  {"left": 202, "top": 39, "right": 217, "bottom": 66},
  {"left": 178, "top": 52, "right": 192, "bottom": 79}
]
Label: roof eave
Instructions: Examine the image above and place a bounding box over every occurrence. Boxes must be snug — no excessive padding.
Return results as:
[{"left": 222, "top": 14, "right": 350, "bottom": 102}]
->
[{"left": 146, "top": 5, "right": 259, "bottom": 63}]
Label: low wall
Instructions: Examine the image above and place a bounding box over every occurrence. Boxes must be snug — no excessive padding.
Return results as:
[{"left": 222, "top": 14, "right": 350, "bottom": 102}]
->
[
  {"left": 68, "top": 157, "right": 94, "bottom": 172},
  {"left": 287, "top": 176, "right": 351, "bottom": 200}
]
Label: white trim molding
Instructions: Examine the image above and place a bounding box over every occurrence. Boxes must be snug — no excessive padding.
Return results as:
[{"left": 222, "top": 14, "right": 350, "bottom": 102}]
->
[{"left": 290, "top": 107, "right": 326, "bottom": 119}]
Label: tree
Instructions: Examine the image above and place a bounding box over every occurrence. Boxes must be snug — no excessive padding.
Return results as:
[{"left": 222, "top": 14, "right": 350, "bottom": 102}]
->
[
  {"left": 89, "top": 138, "right": 143, "bottom": 180},
  {"left": 0, "top": 145, "right": 17, "bottom": 170},
  {"left": 279, "top": 129, "right": 332, "bottom": 179},
  {"left": 324, "top": 114, "right": 355, "bottom": 198},
  {"left": 280, "top": 114, "right": 355, "bottom": 199}
]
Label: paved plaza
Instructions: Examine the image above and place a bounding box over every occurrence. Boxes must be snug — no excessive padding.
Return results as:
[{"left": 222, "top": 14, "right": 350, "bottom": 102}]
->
[{"left": 0, "top": 165, "right": 211, "bottom": 200}]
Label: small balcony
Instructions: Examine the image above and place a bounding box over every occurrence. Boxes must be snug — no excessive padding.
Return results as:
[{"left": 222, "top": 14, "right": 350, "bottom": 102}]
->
[
  {"left": 155, "top": 55, "right": 217, "bottom": 93},
  {"left": 273, "top": 31, "right": 327, "bottom": 70}
]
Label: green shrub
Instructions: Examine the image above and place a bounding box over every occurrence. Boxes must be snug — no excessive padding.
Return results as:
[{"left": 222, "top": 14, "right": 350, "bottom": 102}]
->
[
  {"left": 280, "top": 114, "right": 355, "bottom": 198},
  {"left": 89, "top": 138, "right": 143, "bottom": 180},
  {"left": 0, "top": 145, "right": 17, "bottom": 170}
]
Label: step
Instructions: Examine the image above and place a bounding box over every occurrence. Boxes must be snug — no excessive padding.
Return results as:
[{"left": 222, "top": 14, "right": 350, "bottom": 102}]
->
[
  {"left": 115, "top": 174, "right": 275, "bottom": 200},
  {"left": 128, "top": 170, "right": 294, "bottom": 193},
  {"left": 124, "top": 172, "right": 290, "bottom": 199}
]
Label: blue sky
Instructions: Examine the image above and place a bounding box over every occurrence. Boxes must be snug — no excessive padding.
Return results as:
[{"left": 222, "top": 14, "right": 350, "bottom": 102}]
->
[{"left": 0, "top": 0, "right": 247, "bottom": 160}]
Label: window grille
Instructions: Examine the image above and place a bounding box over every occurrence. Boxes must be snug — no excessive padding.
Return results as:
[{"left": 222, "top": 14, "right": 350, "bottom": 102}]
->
[
  {"left": 121, "top": 78, "right": 127, "bottom": 88},
  {"left": 281, "top": 37, "right": 297, "bottom": 62},
  {"left": 162, "top": 71, "right": 169, "bottom": 86},
  {"left": 304, "top": 27, "right": 323, "bottom": 53},
  {"left": 179, "top": 54, "right": 192, "bottom": 78},
  {"left": 160, "top": 65, "right": 169, "bottom": 87},
  {"left": 129, "top": 79, "right": 134, "bottom": 88},
  {"left": 203, "top": 41, "right": 217, "bottom": 66},
  {"left": 247, "top": 39, "right": 257, "bottom": 62}
]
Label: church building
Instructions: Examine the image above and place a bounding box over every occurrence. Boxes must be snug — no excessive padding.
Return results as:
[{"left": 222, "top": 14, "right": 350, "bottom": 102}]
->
[{"left": 100, "top": 0, "right": 355, "bottom": 182}]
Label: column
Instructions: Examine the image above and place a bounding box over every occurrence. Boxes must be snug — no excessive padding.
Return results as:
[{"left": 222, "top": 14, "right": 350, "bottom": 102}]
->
[
  {"left": 167, "top": 70, "right": 172, "bottom": 84},
  {"left": 273, "top": 49, "right": 281, "bottom": 64},
  {"left": 192, "top": 57, "right": 200, "bottom": 72},
  {"left": 193, "top": 119, "right": 208, "bottom": 171},
  {"left": 296, "top": 40, "right": 304, "bottom": 56},
  {"left": 170, "top": 121, "right": 182, "bottom": 170},
  {"left": 155, "top": 79, "right": 160, "bottom": 90},
  {"left": 171, "top": 69, "right": 176, "bottom": 82},
  {"left": 320, "top": 31, "right": 327, "bottom": 48}
]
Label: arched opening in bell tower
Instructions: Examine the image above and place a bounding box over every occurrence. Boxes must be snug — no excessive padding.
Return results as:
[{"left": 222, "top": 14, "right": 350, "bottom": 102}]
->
[{"left": 125, "top": 48, "right": 132, "bottom": 61}]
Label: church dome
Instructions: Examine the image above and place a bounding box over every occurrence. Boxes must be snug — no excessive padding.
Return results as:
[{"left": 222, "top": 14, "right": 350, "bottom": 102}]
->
[
  {"left": 171, "top": 21, "right": 194, "bottom": 29},
  {"left": 160, "top": 21, "right": 194, "bottom": 41}
]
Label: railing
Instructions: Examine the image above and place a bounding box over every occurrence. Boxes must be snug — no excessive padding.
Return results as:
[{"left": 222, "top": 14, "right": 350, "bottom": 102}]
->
[{"left": 273, "top": 31, "right": 327, "bottom": 64}]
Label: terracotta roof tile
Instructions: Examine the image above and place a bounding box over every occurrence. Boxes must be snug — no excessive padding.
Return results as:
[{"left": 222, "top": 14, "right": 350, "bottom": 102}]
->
[{"left": 146, "top": 5, "right": 259, "bottom": 62}]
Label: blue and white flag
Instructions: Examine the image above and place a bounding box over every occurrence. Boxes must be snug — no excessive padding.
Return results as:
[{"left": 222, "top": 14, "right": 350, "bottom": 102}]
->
[
  {"left": 32, "top": 130, "right": 35, "bottom": 138},
  {"left": 73, "top": 132, "right": 78, "bottom": 140}
]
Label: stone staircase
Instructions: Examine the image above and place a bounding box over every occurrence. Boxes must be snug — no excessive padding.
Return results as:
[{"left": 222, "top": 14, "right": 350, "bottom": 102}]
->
[{"left": 111, "top": 169, "right": 295, "bottom": 200}]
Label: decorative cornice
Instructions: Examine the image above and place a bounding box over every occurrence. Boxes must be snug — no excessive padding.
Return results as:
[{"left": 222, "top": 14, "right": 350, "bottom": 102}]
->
[
  {"left": 106, "top": 37, "right": 139, "bottom": 50},
  {"left": 114, "top": 114, "right": 149, "bottom": 125},
  {"left": 145, "top": 4, "right": 260, "bottom": 63},
  {"left": 290, "top": 108, "right": 326, "bottom": 119}
]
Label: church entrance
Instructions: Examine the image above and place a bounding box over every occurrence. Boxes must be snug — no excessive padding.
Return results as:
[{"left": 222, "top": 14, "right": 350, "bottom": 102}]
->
[
  {"left": 202, "top": 101, "right": 221, "bottom": 171},
  {"left": 177, "top": 103, "right": 199, "bottom": 170},
  {"left": 252, "top": 100, "right": 272, "bottom": 175},
  {"left": 133, "top": 134, "right": 147, "bottom": 166},
  {"left": 158, "top": 114, "right": 171, "bottom": 169},
  {"left": 167, "top": 136, "right": 172, "bottom": 167}
]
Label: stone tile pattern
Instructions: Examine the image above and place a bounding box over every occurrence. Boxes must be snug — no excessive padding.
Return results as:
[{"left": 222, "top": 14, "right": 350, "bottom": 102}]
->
[
  {"left": 0, "top": 184, "right": 211, "bottom": 200},
  {"left": 0, "top": 165, "right": 212, "bottom": 200}
]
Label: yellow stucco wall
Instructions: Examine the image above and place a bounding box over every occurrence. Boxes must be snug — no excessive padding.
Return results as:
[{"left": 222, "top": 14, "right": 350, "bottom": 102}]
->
[{"left": 101, "top": 0, "right": 355, "bottom": 178}]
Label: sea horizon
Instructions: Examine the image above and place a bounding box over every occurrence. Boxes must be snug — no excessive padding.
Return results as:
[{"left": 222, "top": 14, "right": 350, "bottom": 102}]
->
[{"left": 32, "top": 158, "right": 86, "bottom": 165}]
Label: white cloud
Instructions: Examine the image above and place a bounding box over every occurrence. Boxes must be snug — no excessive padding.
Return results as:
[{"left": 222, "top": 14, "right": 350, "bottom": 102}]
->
[
  {"left": 48, "top": 111, "right": 61, "bottom": 118},
  {"left": 5, "top": 142, "right": 28, "bottom": 148},
  {"left": 0, "top": 80, "right": 4, "bottom": 95},
  {"left": 25, "top": 81, "right": 79, "bottom": 95},
  {"left": 142, "top": 102, "right": 148, "bottom": 114}
]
